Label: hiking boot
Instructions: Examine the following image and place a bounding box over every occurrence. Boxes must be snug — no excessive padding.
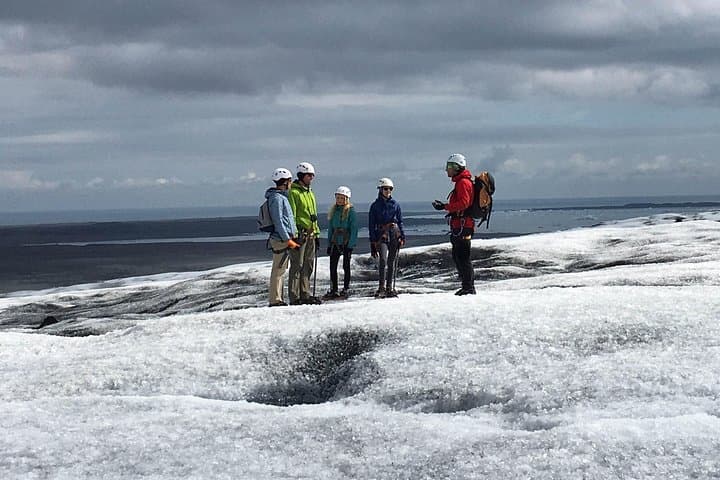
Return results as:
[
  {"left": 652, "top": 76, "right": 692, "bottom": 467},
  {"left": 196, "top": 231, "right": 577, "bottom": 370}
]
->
[
  {"left": 385, "top": 289, "right": 398, "bottom": 298},
  {"left": 289, "top": 299, "right": 303, "bottom": 305},
  {"left": 338, "top": 289, "right": 349, "bottom": 299},
  {"left": 322, "top": 290, "right": 340, "bottom": 301},
  {"left": 374, "top": 287, "right": 386, "bottom": 298},
  {"left": 269, "top": 301, "right": 288, "bottom": 307},
  {"left": 301, "top": 296, "right": 322, "bottom": 305},
  {"left": 455, "top": 287, "right": 476, "bottom": 296}
]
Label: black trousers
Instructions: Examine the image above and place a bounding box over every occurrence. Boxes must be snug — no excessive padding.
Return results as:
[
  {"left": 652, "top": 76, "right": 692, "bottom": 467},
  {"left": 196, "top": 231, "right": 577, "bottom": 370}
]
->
[
  {"left": 451, "top": 235, "right": 474, "bottom": 289},
  {"left": 329, "top": 245, "right": 352, "bottom": 291}
]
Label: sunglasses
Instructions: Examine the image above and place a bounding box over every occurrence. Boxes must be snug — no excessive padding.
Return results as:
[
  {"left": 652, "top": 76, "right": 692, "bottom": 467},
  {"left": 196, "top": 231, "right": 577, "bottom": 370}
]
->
[{"left": 382, "top": 187, "right": 393, "bottom": 191}]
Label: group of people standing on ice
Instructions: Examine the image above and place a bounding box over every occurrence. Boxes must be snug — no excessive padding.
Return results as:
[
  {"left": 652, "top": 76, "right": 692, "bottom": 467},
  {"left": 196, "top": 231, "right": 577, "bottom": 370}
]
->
[{"left": 263, "top": 154, "right": 478, "bottom": 307}]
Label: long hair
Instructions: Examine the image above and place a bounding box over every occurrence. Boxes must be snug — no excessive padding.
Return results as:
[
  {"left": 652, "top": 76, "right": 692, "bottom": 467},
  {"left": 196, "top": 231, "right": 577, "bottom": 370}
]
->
[{"left": 328, "top": 202, "right": 352, "bottom": 221}]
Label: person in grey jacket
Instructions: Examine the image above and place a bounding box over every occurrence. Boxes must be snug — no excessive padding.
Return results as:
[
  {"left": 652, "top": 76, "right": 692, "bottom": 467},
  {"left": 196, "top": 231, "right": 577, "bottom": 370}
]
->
[{"left": 266, "top": 168, "right": 300, "bottom": 307}]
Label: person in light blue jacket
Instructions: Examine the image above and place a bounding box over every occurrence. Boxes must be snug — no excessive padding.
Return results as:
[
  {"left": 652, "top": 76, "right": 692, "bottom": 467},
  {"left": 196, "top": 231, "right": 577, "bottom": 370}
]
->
[
  {"left": 265, "top": 168, "right": 300, "bottom": 307},
  {"left": 323, "top": 186, "right": 358, "bottom": 300}
]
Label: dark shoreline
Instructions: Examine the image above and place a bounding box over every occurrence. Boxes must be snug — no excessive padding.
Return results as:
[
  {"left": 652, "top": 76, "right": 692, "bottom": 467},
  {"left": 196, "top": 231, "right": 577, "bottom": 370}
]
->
[
  {"left": 0, "top": 233, "right": 519, "bottom": 295},
  {"left": 529, "top": 201, "right": 720, "bottom": 212}
]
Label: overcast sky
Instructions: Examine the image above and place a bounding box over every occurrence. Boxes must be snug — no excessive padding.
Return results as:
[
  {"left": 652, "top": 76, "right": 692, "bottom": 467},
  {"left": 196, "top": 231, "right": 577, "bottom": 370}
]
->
[{"left": 2, "top": 0, "right": 720, "bottom": 211}]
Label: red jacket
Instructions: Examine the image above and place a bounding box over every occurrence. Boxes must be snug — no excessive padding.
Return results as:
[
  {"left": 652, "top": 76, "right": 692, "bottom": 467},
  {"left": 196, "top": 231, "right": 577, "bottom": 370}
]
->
[{"left": 445, "top": 169, "right": 475, "bottom": 231}]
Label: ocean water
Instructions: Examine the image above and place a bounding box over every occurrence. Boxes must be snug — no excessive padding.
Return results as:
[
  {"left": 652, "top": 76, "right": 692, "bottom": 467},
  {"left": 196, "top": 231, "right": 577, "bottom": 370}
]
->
[{"left": 1, "top": 195, "right": 718, "bottom": 294}]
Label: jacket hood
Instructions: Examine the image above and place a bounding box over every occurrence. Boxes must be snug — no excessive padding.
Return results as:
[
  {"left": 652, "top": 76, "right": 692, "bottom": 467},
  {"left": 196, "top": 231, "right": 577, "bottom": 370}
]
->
[
  {"left": 452, "top": 169, "right": 473, "bottom": 183},
  {"left": 265, "top": 187, "right": 287, "bottom": 199}
]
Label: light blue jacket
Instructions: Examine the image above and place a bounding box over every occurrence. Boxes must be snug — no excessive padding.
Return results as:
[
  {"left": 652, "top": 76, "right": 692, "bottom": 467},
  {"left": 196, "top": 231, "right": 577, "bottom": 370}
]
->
[
  {"left": 265, "top": 188, "right": 297, "bottom": 242},
  {"left": 327, "top": 205, "right": 358, "bottom": 249}
]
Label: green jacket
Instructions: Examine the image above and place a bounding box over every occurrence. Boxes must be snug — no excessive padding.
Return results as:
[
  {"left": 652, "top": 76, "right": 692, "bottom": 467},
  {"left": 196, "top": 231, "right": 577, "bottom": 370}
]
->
[
  {"left": 288, "top": 180, "right": 320, "bottom": 235},
  {"left": 328, "top": 204, "right": 358, "bottom": 249}
]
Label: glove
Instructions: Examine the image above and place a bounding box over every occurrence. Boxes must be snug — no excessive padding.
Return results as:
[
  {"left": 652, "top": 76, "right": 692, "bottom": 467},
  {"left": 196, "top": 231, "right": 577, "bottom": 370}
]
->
[
  {"left": 344, "top": 247, "right": 353, "bottom": 255},
  {"left": 399, "top": 238, "right": 405, "bottom": 247},
  {"left": 326, "top": 246, "right": 332, "bottom": 255},
  {"left": 432, "top": 200, "right": 446, "bottom": 211},
  {"left": 370, "top": 242, "right": 378, "bottom": 259},
  {"left": 315, "top": 237, "right": 320, "bottom": 249},
  {"left": 287, "top": 238, "right": 301, "bottom": 250}
]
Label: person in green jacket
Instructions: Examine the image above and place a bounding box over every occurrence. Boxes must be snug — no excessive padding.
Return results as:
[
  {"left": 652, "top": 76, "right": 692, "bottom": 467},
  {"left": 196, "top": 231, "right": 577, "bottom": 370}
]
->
[
  {"left": 322, "top": 186, "right": 358, "bottom": 300},
  {"left": 287, "top": 162, "right": 322, "bottom": 305}
]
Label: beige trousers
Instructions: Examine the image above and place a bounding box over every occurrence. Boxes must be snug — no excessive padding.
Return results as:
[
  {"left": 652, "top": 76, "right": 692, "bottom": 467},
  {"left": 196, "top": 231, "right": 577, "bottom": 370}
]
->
[{"left": 268, "top": 238, "right": 290, "bottom": 304}]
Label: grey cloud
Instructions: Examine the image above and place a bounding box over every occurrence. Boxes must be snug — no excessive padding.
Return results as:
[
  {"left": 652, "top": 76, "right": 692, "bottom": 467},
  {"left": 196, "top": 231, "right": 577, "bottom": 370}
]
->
[
  {"left": 2, "top": 1, "right": 720, "bottom": 210},
  {"left": 477, "top": 146, "right": 515, "bottom": 172},
  {"left": 76, "top": 47, "right": 261, "bottom": 95},
  {"left": 0, "top": 1, "right": 670, "bottom": 54},
  {"left": 0, "top": 1, "right": 202, "bottom": 39},
  {"left": 3, "top": 1, "right": 719, "bottom": 99}
]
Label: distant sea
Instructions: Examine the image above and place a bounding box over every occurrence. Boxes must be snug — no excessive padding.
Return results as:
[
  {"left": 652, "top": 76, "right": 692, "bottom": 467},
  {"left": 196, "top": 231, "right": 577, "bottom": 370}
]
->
[{"left": 1, "top": 195, "right": 719, "bottom": 294}]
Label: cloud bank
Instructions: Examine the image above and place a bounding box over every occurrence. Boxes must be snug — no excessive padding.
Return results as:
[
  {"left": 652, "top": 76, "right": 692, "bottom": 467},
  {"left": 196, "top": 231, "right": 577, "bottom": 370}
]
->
[{"left": 1, "top": 1, "right": 719, "bottom": 209}]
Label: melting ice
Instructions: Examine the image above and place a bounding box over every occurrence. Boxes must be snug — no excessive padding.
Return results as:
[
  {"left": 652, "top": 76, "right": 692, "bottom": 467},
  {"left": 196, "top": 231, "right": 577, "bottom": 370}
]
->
[{"left": 1, "top": 212, "right": 720, "bottom": 478}]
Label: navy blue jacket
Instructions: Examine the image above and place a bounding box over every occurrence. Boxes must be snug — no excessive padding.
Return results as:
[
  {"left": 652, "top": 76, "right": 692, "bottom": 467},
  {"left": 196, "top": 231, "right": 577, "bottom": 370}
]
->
[{"left": 369, "top": 194, "right": 405, "bottom": 243}]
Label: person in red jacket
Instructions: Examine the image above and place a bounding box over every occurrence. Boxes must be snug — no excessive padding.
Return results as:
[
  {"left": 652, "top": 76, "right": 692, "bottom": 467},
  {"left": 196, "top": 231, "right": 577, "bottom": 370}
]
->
[{"left": 432, "top": 153, "right": 476, "bottom": 295}]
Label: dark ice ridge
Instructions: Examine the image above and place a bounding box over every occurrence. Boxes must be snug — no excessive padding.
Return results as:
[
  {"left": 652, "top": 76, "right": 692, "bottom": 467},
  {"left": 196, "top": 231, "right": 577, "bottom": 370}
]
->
[{"left": 1, "top": 218, "right": 716, "bottom": 336}]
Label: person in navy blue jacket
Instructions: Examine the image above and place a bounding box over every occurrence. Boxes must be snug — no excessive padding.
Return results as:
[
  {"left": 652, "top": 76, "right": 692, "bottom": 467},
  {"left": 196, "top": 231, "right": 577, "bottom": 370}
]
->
[{"left": 369, "top": 177, "right": 405, "bottom": 298}]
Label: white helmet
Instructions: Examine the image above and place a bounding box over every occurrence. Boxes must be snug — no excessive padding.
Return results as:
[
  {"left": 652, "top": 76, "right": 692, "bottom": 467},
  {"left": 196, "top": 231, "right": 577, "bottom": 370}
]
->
[
  {"left": 447, "top": 153, "right": 467, "bottom": 168},
  {"left": 296, "top": 162, "right": 316, "bottom": 175},
  {"left": 377, "top": 177, "right": 394, "bottom": 189},
  {"left": 335, "top": 185, "right": 351, "bottom": 198},
  {"left": 271, "top": 167, "right": 292, "bottom": 182}
]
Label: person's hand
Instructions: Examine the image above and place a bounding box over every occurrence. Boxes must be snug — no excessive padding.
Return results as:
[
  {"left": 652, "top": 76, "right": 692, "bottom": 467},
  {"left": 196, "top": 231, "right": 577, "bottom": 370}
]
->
[
  {"left": 370, "top": 242, "right": 378, "bottom": 259},
  {"left": 326, "top": 245, "right": 332, "bottom": 255},
  {"left": 432, "top": 200, "right": 446, "bottom": 211},
  {"left": 344, "top": 247, "right": 353, "bottom": 255},
  {"left": 314, "top": 237, "right": 320, "bottom": 249},
  {"left": 399, "top": 238, "right": 405, "bottom": 247},
  {"left": 287, "top": 238, "right": 301, "bottom": 250}
]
